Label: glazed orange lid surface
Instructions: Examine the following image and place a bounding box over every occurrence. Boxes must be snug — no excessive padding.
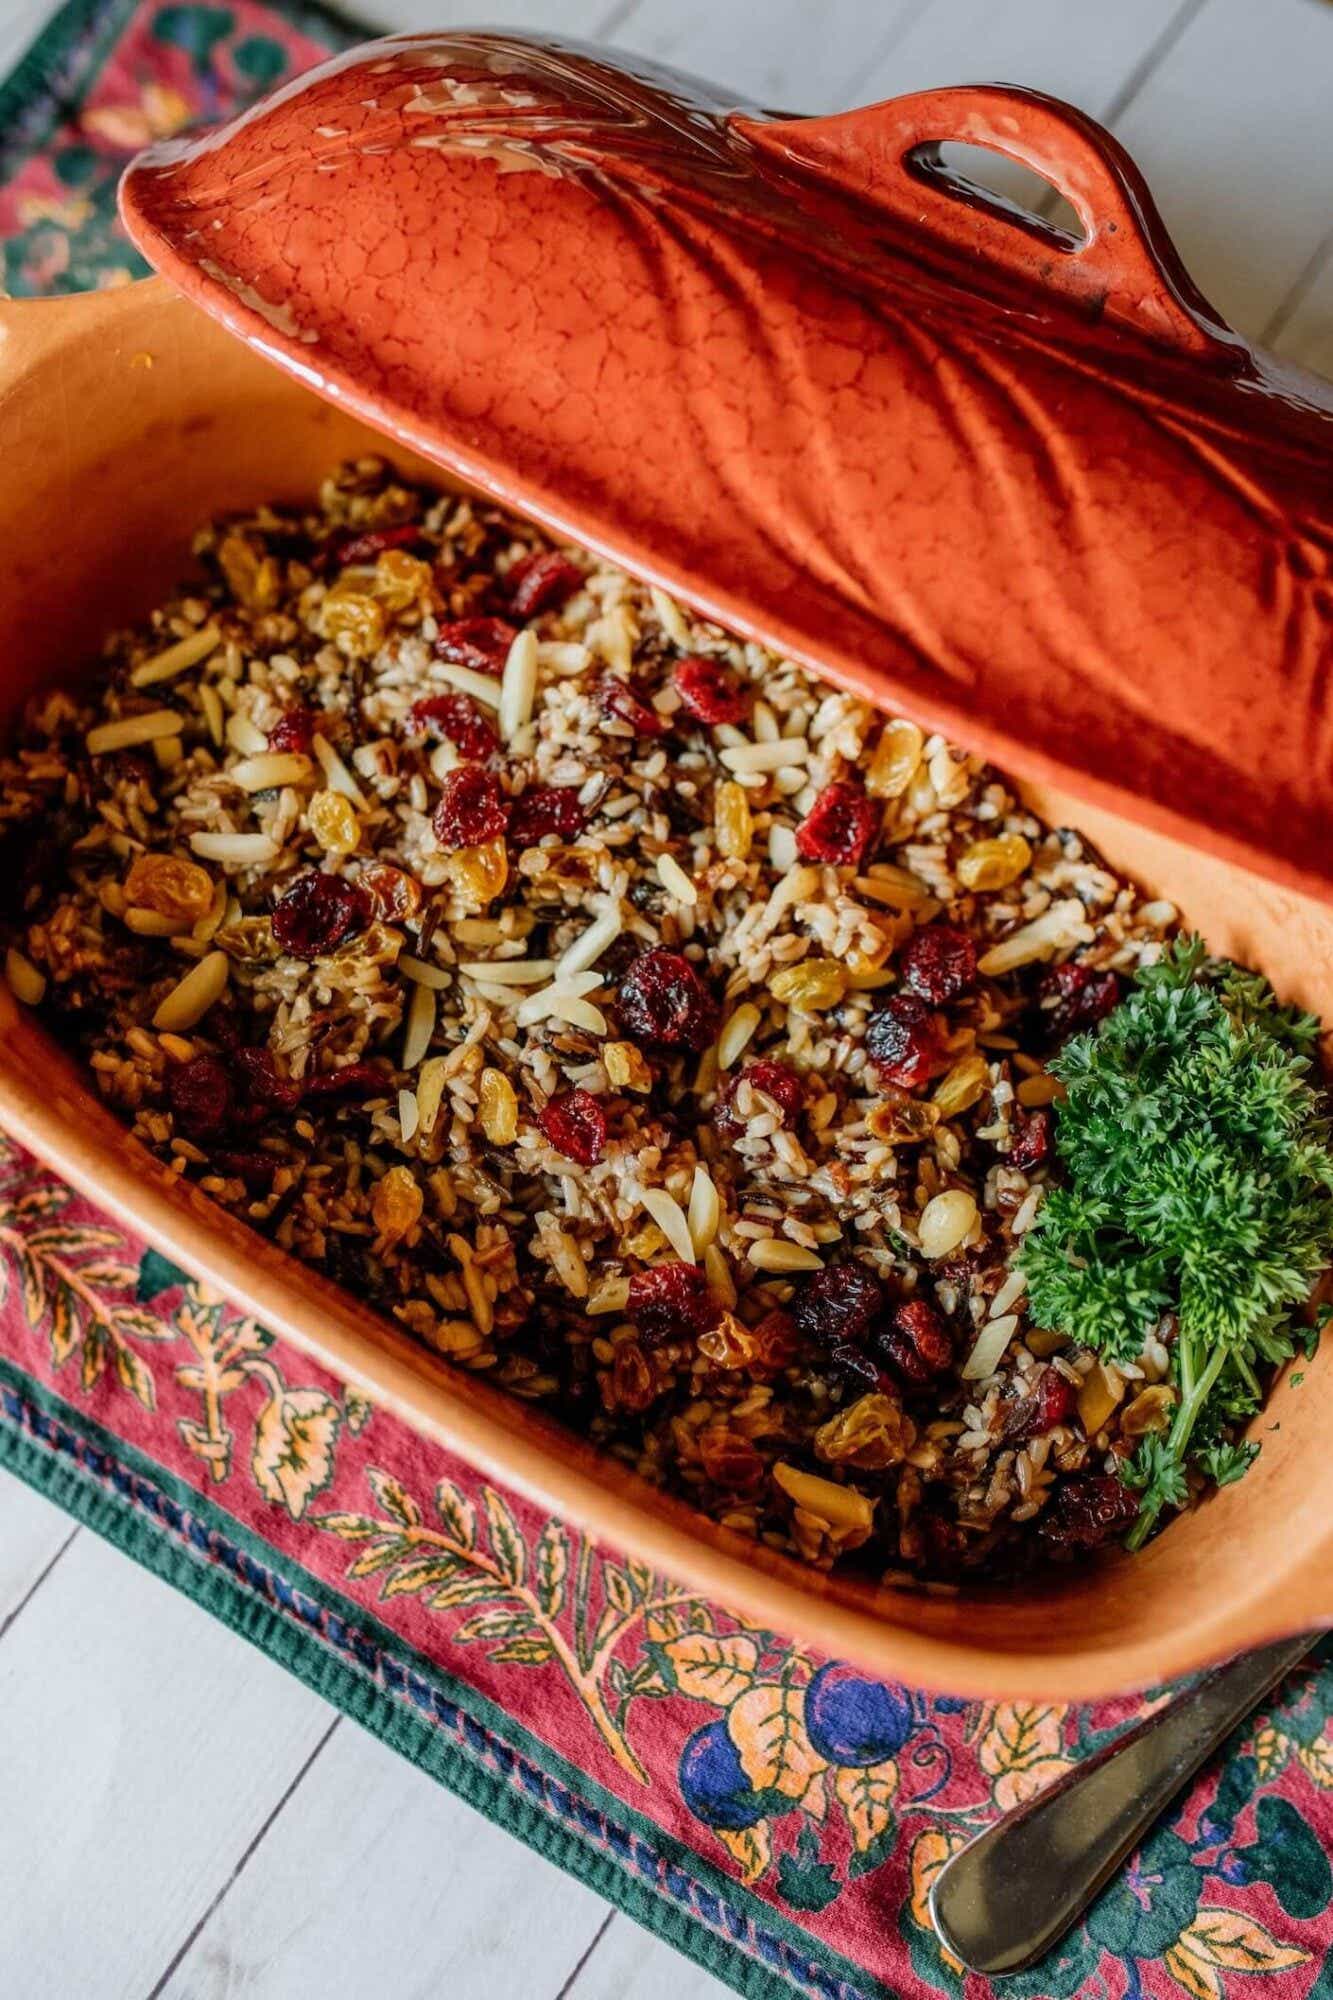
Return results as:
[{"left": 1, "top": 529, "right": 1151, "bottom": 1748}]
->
[{"left": 120, "top": 32, "right": 1333, "bottom": 903}]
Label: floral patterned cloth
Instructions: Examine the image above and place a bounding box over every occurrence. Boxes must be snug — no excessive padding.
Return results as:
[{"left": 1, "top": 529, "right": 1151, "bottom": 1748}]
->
[{"left": 2, "top": 10, "right": 1333, "bottom": 1999}]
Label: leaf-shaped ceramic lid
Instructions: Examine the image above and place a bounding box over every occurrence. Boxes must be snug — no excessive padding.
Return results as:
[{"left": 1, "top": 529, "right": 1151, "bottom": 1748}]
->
[{"left": 120, "top": 32, "right": 1333, "bottom": 901}]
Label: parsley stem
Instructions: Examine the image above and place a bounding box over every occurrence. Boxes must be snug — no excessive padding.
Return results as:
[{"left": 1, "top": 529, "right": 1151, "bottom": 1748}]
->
[{"left": 1124, "top": 1334, "right": 1227, "bottom": 1552}]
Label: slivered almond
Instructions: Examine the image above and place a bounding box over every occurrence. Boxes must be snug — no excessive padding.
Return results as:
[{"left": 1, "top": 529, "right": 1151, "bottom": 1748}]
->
[
  {"left": 189, "top": 831, "right": 280, "bottom": 867},
  {"left": 436, "top": 660, "right": 503, "bottom": 707},
  {"left": 402, "top": 981, "right": 437, "bottom": 1068},
  {"left": 555, "top": 904, "right": 622, "bottom": 980},
  {"left": 640, "top": 1187, "right": 696, "bottom": 1263},
  {"left": 152, "top": 950, "right": 228, "bottom": 1031},
  {"left": 687, "top": 1164, "right": 720, "bottom": 1253},
  {"left": 225, "top": 712, "right": 268, "bottom": 756},
  {"left": 656, "top": 853, "right": 697, "bottom": 904},
  {"left": 86, "top": 710, "right": 181, "bottom": 756},
  {"left": 515, "top": 971, "right": 603, "bottom": 1026},
  {"left": 398, "top": 955, "right": 452, "bottom": 990},
  {"left": 719, "top": 737, "right": 808, "bottom": 774},
  {"left": 129, "top": 623, "right": 221, "bottom": 688},
  {"left": 4, "top": 948, "right": 45, "bottom": 1006},
  {"left": 230, "top": 752, "right": 313, "bottom": 793},
  {"left": 497, "top": 627, "right": 538, "bottom": 744},
  {"left": 457, "top": 959, "right": 554, "bottom": 986},
  {"left": 310, "top": 732, "right": 368, "bottom": 807}
]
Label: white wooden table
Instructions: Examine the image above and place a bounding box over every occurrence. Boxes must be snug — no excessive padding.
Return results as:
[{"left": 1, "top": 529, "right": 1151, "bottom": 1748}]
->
[{"left": 2, "top": 2, "right": 1332, "bottom": 1993}]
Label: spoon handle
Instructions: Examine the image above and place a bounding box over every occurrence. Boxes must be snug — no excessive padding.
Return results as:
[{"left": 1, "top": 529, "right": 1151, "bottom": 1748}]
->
[{"left": 929, "top": 1632, "right": 1316, "bottom": 1977}]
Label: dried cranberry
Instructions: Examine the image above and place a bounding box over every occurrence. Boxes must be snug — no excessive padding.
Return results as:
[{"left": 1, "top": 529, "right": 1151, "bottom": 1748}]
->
[
  {"left": 628, "top": 1260, "right": 718, "bottom": 1347},
  {"left": 1008, "top": 1107, "right": 1051, "bottom": 1171},
  {"left": 434, "top": 618, "right": 517, "bottom": 675},
  {"left": 168, "top": 1055, "right": 234, "bottom": 1139},
  {"left": 329, "top": 522, "right": 424, "bottom": 567},
  {"left": 672, "top": 656, "right": 752, "bottom": 726},
  {"left": 303, "top": 1062, "right": 389, "bottom": 1099},
  {"left": 618, "top": 948, "right": 717, "bottom": 1051},
  {"left": 715, "top": 1059, "right": 803, "bottom": 1136},
  {"left": 793, "top": 1262, "right": 886, "bottom": 1350},
  {"left": 407, "top": 692, "right": 496, "bottom": 761},
  {"left": 233, "top": 1046, "right": 302, "bottom": 1114},
  {"left": 877, "top": 1299, "right": 953, "bottom": 1387},
  {"left": 432, "top": 765, "right": 509, "bottom": 850},
  {"left": 1037, "top": 961, "right": 1122, "bottom": 1043},
  {"left": 1039, "top": 1473, "right": 1140, "bottom": 1551},
  {"left": 864, "top": 994, "right": 948, "bottom": 1090},
  {"left": 267, "top": 706, "right": 321, "bottom": 754},
  {"left": 1002, "top": 1368, "right": 1076, "bottom": 1445},
  {"left": 506, "top": 551, "right": 583, "bottom": 618},
  {"left": 597, "top": 675, "right": 667, "bottom": 738},
  {"left": 900, "top": 924, "right": 978, "bottom": 1004},
  {"left": 828, "top": 1342, "right": 892, "bottom": 1396},
  {"left": 271, "top": 872, "right": 371, "bottom": 960},
  {"left": 507, "top": 785, "right": 589, "bottom": 847},
  {"left": 751, "top": 1308, "right": 801, "bottom": 1374},
  {"left": 539, "top": 1089, "right": 607, "bottom": 1166},
  {"left": 794, "top": 782, "right": 881, "bottom": 870}
]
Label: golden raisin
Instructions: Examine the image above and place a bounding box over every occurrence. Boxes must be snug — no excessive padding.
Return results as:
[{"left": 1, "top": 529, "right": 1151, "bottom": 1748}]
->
[
  {"left": 360, "top": 862, "right": 422, "bottom": 923},
  {"left": 604, "top": 1041, "right": 653, "bottom": 1092},
  {"left": 865, "top": 718, "right": 924, "bottom": 800},
  {"left": 957, "top": 832, "right": 1033, "bottom": 892},
  {"left": 372, "top": 548, "right": 434, "bottom": 615},
  {"left": 1120, "top": 1384, "right": 1177, "bottom": 1438},
  {"left": 697, "top": 1425, "right": 765, "bottom": 1494},
  {"left": 218, "top": 531, "right": 281, "bottom": 612},
  {"left": 443, "top": 837, "right": 508, "bottom": 909},
  {"left": 932, "top": 1052, "right": 991, "bottom": 1118},
  {"left": 867, "top": 1094, "right": 941, "bottom": 1144},
  {"left": 371, "top": 1164, "right": 423, "bottom": 1241},
  {"left": 478, "top": 1067, "right": 519, "bottom": 1145},
  {"left": 124, "top": 853, "right": 215, "bottom": 923},
  {"left": 608, "top": 1341, "right": 656, "bottom": 1414},
  {"left": 769, "top": 958, "right": 847, "bottom": 1011},
  {"left": 815, "top": 1392, "right": 917, "bottom": 1471},
  {"left": 320, "top": 582, "right": 386, "bottom": 658},
  {"left": 714, "top": 780, "right": 753, "bottom": 861},
  {"left": 308, "top": 789, "right": 360, "bottom": 856}
]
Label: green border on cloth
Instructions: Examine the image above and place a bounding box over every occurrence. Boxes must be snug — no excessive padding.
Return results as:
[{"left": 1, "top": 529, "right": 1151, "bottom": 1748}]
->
[{"left": 0, "top": 1353, "right": 890, "bottom": 2000}]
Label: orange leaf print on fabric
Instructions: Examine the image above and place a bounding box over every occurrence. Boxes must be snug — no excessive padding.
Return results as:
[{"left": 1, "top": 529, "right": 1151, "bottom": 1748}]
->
[
  {"left": 1174, "top": 1910, "right": 1311, "bottom": 1974},
  {"left": 715, "top": 1821, "right": 772, "bottom": 1885},
  {"left": 976, "top": 1702, "right": 1066, "bottom": 1778},
  {"left": 833, "top": 1760, "right": 899, "bottom": 1852},
  {"left": 728, "top": 1687, "right": 827, "bottom": 1800},
  {"left": 663, "top": 1633, "right": 760, "bottom": 1705}
]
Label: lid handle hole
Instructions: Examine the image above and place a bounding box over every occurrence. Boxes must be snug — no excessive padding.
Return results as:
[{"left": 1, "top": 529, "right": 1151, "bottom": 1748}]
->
[{"left": 906, "top": 140, "right": 1087, "bottom": 250}]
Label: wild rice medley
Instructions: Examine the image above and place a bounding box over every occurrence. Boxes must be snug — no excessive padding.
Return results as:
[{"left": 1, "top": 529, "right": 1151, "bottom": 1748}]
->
[{"left": 0, "top": 459, "right": 1186, "bottom": 1584}]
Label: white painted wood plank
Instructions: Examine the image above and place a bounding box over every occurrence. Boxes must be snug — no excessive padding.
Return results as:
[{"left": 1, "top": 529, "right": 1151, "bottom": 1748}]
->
[
  {"left": 157, "top": 1714, "right": 617, "bottom": 2000},
  {"left": 603, "top": 0, "right": 930, "bottom": 113},
  {"left": 1268, "top": 260, "right": 1333, "bottom": 382},
  {"left": 0, "top": 1531, "right": 334, "bottom": 1999},
  {"left": 857, "top": 0, "right": 1194, "bottom": 108},
  {"left": 847, "top": 0, "right": 1200, "bottom": 213},
  {"left": 0, "top": 1467, "right": 77, "bottom": 1623},
  {"left": 356, "top": 0, "right": 623, "bottom": 38},
  {"left": 568, "top": 1913, "right": 734, "bottom": 2000},
  {"left": 1110, "top": 0, "right": 1333, "bottom": 339}
]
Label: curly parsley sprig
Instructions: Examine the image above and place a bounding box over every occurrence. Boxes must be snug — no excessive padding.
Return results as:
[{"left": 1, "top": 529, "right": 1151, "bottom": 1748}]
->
[{"left": 1019, "top": 936, "right": 1333, "bottom": 1550}]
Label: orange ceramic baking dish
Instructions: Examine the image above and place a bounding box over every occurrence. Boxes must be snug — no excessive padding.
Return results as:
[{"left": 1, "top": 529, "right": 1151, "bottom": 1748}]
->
[{"left": 1, "top": 33, "right": 1331, "bottom": 1698}]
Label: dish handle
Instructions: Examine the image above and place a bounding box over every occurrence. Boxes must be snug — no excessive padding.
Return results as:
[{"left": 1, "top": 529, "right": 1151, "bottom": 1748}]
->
[{"left": 733, "top": 83, "right": 1225, "bottom": 355}]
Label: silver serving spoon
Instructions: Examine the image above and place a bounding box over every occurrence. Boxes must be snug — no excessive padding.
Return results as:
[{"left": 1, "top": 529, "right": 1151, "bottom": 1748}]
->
[{"left": 929, "top": 1631, "right": 1318, "bottom": 1977}]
